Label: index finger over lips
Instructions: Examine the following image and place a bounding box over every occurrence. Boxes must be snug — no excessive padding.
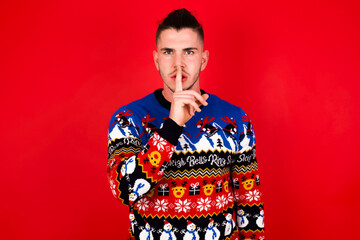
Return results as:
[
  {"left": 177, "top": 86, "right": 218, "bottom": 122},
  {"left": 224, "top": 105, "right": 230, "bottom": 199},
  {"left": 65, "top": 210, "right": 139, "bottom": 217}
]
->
[{"left": 175, "top": 65, "right": 183, "bottom": 92}]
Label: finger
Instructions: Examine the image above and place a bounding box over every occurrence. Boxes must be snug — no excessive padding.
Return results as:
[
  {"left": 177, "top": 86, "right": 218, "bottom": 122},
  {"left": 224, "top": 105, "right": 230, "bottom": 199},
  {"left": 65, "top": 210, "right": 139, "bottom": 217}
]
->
[
  {"left": 175, "top": 65, "right": 183, "bottom": 92},
  {"left": 177, "top": 90, "right": 208, "bottom": 106},
  {"left": 196, "top": 94, "right": 209, "bottom": 106},
  {"left": 173, "top": 96, "right": 202, "bottom": 112},
  {"left": 189, "top": 107, "right": 195, "bottom": 116},
  {"left": 202, "top": 93, "right": 209, "bottom": 102},
  {"left": 178, "top": 98, "right": 202, "bottom": 112}
]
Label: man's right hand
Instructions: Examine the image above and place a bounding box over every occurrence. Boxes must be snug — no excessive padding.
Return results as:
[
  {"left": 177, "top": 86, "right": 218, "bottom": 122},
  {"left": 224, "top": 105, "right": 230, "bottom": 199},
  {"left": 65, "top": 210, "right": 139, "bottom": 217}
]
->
[{"left": 169, "top": 66, "right": 209, "bottom": 126}]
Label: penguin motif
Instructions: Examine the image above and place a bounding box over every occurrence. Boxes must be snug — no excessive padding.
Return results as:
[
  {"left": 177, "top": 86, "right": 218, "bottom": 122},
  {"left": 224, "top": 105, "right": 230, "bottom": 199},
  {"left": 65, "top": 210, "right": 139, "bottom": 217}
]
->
[
  {"left": 220, "top": 116, "right": 237, "bottom": 139},
  {"left": 256, "top": 208, "right": 265, "bottom": 228},
  {"left": 139, "top": 221, "right": 154, "bottom": 240},
  {"left": 195, "top": 117, "right": 219, "bottom": 138},
  {"left": 236, "top": 209, "right": 249, "bottom": 228},
  {"left": 239, "top": 124, "right": 252, "bottom": 153},
  {"left": 160, "top": 220, "right": 177, "bottom": 240},
  {"left": 183, "top": 220, "right": 199, "bottom": 240},
  {"left": 223, "top": 213, "right": 235, "bottom": 236},
  {"left": 205, "top": 218, "right": 220, "bottom": 240},
  {"left": 120, "top": 155, "right": 136, "bottom": 178},
  {"left": 129, "top": 179, "right": 151, "bottom": 204}
]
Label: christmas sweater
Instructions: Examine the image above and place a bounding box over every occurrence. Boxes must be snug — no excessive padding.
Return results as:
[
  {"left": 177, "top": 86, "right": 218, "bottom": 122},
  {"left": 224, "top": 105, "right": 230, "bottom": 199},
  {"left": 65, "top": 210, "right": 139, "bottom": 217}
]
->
[{"left": 107, "top": 89, "right": 265, "bottom": 240}]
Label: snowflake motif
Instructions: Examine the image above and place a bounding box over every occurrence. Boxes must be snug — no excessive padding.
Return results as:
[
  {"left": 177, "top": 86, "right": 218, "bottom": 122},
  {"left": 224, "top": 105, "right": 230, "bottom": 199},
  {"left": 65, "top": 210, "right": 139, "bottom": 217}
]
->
[
  {"left": 197, "top": 197, "right": 212, "bottom": 212},
  {"left": 136, "top": 197, "right": 150, "bottom": 211},
  {"left": 245, "top": 189, "right": 261, "bottom": 202},
  {"left": 174, "top": 199, "right": 191, "bottom": 213},
  {"left": 226, "top": 193, "right": 234, "bottom": 205},
  {"left": 166, "top": 146, "right": 175, "bottom": 159},
  {"left": 233, "top": 192, "right": 240, "bottom": 202},
  {"left": 152, "top": 133, "right": 167, "bottom": 151},
  {"left": 216, "top": 195, "right": 227, "bottom": 209},
  {"left": 154, "top": 199, "right": 168, "bottom": 212}
]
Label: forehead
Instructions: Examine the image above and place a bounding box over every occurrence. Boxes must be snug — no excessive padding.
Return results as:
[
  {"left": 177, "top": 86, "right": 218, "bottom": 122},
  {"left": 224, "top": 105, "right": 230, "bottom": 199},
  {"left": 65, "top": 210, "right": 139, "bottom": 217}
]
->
[{"left": 157, "top": 28, "right": 203, "bottom": 49}]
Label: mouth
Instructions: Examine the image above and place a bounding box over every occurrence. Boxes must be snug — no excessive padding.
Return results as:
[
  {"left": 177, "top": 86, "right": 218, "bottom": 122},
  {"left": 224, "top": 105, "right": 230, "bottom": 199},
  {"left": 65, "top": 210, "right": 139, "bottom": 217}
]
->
[{"left": 170, "top": 72, "right": 188, "bottom": 81}]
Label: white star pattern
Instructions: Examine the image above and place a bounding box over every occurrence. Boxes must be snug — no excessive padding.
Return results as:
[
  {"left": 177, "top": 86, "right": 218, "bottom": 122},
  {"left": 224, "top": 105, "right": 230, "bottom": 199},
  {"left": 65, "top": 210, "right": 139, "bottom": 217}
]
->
[
  {"left": 245, "top": 189, "right": 261, "bottom": 202},
  {"left": 175, "top": 199, "right": 191, "bottom": 213},
  {"left": 154, "top": 199, "right": 168, "bottom": 212},
  {"left": 216, "top": 195, "right": 227, "bottom": 209},
  {"left": 197, "top": 197, "right": 212, "bottom": 212},
  {"left": 136, "top": 197, "right": 150, "bottom": 211},
  {"left": 152, "top": 133, "right": 167, "bottom": 151}
]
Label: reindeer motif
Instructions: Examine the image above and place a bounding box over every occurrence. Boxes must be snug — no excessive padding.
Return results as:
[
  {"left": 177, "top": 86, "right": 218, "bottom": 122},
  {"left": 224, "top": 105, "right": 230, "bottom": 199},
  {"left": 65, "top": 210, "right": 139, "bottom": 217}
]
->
[
  {"left": 221, "top": 116, "right": 237, "bottom": 139},
  {"left": 196, "top": 116, "right": 219, "bottom": 138},
  {"left": 110, "top": 110, "right": 134, "bottom": 128},
  {"left": 140, "top": 114, "right": 158, "bottom": 137}
]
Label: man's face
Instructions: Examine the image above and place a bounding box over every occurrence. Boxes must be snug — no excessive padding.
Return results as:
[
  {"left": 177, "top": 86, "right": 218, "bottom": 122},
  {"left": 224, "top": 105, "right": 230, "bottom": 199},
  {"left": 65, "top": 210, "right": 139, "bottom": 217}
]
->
[{"left": 153, "top": 28, "right": 209, "bottom": 94}]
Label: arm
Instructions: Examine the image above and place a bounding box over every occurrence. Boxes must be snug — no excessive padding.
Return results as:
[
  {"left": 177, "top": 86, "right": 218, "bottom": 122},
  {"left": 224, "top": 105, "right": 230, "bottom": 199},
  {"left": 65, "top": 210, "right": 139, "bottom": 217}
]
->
[
  {"left": 108, "top": 66, "right": 208, "bottom": 207},
  {"left": 231, "top": 114, "right": 265, "bottom": 239},
  {"left": 107, "top": 110, "right": 182, "bottom": 207}
]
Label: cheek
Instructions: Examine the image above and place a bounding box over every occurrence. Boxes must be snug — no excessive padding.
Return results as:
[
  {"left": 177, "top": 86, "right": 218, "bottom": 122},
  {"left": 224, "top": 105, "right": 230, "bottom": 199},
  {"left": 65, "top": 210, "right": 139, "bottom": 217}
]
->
[
  {"left": 158, "top": 57, "right": 173, "bottom": 68},
  {"left": 186, "top": 58, "right": 202, "bottom": 68}
]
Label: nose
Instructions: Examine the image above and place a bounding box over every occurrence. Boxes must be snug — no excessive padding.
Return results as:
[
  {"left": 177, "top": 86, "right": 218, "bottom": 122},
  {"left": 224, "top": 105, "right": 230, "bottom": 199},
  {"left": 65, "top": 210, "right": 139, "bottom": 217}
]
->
[{"left": 174, "top": 52, "right": 184, "bottom": 69}]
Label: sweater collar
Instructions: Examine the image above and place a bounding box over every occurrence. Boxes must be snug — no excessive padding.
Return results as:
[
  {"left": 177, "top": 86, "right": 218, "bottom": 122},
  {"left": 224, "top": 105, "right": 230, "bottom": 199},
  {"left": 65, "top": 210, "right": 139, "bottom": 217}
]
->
[{"left": 154, "top": 88, "right": 207, "bottom": 110}]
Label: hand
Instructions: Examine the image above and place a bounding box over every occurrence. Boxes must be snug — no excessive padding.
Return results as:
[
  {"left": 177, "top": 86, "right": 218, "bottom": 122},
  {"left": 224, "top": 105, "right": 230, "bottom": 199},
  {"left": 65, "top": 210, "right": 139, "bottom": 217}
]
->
[{"left": 169, "top": 66, "right": 209, "bottom": 126}]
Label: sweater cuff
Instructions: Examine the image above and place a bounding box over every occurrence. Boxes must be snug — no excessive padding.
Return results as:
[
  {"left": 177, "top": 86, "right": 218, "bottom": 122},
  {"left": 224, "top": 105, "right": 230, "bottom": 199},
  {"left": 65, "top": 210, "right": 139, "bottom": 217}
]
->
[{"left": 156, "top": 118, "right": 183, "bottom": 146}]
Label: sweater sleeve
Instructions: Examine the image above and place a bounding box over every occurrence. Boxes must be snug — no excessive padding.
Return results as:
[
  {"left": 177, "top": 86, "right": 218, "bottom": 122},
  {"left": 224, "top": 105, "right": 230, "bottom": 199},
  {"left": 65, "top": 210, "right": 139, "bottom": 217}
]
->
[
  {"left": 107, "top": 108, "right": 182, "bottom": 207},
  {"left": 231, "top": 114, "right": 265, "bottom": 239}
]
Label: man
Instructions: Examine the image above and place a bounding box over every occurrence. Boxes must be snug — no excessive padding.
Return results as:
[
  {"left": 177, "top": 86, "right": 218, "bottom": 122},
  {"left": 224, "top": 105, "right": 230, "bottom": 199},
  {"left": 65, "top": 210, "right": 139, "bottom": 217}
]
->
[{"left": 107, "top": 8, "right": 265, "bottom": 240}]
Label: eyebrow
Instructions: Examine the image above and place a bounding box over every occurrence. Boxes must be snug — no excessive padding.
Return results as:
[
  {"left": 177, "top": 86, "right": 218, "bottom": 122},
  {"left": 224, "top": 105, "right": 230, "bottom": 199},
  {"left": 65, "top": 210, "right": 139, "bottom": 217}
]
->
[
  {"left": 184, "top": 47, "right": 198, "bottom": 51},
  {"left": 160, "top": 47, "right": 198, "bottom": 51}
]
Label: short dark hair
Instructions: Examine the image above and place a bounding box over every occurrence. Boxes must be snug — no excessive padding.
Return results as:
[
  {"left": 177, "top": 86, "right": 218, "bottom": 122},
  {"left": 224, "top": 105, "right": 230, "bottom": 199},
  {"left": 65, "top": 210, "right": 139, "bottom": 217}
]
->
[{"left": 156, "top": 8, "right": 204, "bottom": 45}]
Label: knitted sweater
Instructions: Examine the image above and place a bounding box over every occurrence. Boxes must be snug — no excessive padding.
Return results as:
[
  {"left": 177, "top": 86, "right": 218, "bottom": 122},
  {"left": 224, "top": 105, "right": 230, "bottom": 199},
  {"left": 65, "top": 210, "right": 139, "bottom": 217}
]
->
[{"left": 107, "top": 89, "right": 265, "bottom": 240}]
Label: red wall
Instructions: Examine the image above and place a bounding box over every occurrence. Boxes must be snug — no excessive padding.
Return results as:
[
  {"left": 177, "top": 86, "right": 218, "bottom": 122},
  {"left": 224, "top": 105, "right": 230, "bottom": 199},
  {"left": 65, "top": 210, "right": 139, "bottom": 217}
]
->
[{"left": 1, "top": 0, "right": 359, "bottom": 239}]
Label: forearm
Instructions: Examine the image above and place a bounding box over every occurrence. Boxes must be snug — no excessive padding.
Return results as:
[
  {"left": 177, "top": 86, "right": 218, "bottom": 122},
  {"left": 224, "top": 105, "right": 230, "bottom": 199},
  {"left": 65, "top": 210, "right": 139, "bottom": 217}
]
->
[{"left": 107, "top": 118, "right": 182, "bottom": 206}]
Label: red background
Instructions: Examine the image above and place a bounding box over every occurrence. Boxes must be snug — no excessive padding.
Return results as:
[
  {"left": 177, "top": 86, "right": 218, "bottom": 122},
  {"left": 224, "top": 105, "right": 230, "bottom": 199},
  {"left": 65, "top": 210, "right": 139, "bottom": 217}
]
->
[{"left": 1, "top": 0, "right": 359, "bottom": 239}]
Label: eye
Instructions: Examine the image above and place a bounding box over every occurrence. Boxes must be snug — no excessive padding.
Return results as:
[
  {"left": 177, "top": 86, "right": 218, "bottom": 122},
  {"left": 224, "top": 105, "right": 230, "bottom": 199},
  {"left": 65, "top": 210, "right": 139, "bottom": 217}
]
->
[
  {"left": 185, "top": 50, "right": 194, "bottom": 55},
  {"left": 163, "top": 50, "right": 172, "bottom": 55}
]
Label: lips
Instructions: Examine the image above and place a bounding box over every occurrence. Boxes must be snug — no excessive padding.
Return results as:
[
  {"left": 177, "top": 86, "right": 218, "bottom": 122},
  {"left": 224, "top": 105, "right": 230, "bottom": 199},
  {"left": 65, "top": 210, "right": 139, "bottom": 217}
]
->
[{"left": 170, "top": 72, "right": 188, "bottom": 81}]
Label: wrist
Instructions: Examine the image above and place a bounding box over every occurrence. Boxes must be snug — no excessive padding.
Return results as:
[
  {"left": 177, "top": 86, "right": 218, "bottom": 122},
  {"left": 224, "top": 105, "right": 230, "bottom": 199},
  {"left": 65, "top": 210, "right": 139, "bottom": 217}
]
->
[{"left": 156, "top": 118, "right": 183, "bottom": 146}]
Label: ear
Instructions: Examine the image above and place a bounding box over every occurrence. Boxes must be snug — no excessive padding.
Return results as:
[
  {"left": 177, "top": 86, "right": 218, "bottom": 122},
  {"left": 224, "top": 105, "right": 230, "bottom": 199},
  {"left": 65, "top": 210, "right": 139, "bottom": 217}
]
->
[
  {"left": 153, "top": 50, "right": 159, "bottom": 71},
  {"left": 200, "top": 50, "right": 209, "bottom": 71}
]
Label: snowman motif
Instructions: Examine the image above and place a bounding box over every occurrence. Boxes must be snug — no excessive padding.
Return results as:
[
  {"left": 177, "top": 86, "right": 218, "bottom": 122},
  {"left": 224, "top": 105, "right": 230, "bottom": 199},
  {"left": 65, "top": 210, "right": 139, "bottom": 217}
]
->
[
  {"left": 139, "top": 221, "right": 154, "bottom": 240},
  {"left": 183, "top": 220, "right": 199, "bottom": 240},
  {"left": 236, "top": 209, "right": 249, "bottom": 228},
  {"left": 129, "top": 210, "right": 137, "bottom": 234},
  {"left": 120, "top": 155, "right": 136, "bottom": 178},
  {"left": 160, "top": 220, "right": 177, "bottom": 240},
  {"left": 256, "top": 208, "right": 265, "bottom": 228},
  {"left": 223, "top": 213, "right": 235, "bottom": 236},
  {"left": 205, "top": 218, "right": 220, "bottom": 240},
  {"left": 129, "top": 178, "right": 151, "bottom": 204}
]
